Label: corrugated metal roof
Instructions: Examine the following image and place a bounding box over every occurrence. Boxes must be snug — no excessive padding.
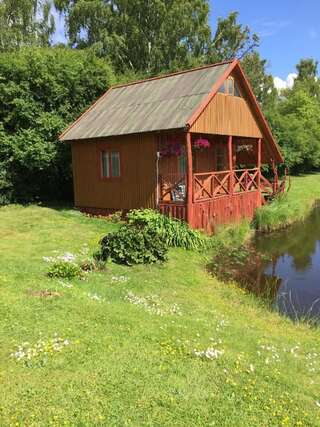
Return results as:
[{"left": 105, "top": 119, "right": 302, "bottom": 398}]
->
[{"left": 60, "top": 63, "right": 231, "bottom": 141}]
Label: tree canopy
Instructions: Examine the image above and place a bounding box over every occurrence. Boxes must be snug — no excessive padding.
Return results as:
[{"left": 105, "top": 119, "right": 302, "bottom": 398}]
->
[{"left": 0, "top": 47, "right": 115, "bottom": 203}]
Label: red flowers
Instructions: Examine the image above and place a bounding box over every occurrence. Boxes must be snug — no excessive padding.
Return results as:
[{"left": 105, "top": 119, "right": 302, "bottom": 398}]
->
[{"left": 193, "top": 138, "right": 210, "bottom": 150}]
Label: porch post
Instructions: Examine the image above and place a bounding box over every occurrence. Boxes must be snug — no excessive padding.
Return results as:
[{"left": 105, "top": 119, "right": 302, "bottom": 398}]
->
[
  {"left": 228, "top": 135, "right": 233, "bottom": 195},
  {"left": 257, "top": 138, "right": 262, "bottom": 189},
  {"left": 186, "top": 132, "right": 193, "bottom": 226}
]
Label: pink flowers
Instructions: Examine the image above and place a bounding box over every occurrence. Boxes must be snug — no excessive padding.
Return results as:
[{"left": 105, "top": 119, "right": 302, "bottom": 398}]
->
[
  {"left": 193, "top": 137, "right": 210, "bottom": 150},
  {"left": 159, "top": 137, "right": 183, "bottom": 157}
]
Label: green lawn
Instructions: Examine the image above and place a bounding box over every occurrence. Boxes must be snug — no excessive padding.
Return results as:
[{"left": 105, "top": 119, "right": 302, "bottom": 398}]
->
[
  {"left": 254, "top": 173, "right": 320, "bottom": 232},
  {"left": 1, "top": 175, "right": 320, "bottom": 426}
]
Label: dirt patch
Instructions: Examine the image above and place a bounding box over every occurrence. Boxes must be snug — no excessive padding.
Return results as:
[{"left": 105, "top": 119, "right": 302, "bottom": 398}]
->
[{"left": 28, "top": 289, "right": 62, "bottom": 298}]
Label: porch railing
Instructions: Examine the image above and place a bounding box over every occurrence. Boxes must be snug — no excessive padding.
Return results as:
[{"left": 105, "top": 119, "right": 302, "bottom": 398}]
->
[{"left": 193, "top": 168, "right": 260, "bottom": 202}]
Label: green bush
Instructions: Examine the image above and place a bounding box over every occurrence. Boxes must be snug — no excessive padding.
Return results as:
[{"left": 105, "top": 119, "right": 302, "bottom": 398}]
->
[
  {"left": 0, "top": 47, "right": 115, "bottom": 203},
  {"left": 99, "top": 225, "right": 168, "bottom": 266},
  {"left": 126, "top": 209, "right": 208, "bottom": 251},
  {"left": 47, "top": 261, "right": 83, "bottom": 279}
]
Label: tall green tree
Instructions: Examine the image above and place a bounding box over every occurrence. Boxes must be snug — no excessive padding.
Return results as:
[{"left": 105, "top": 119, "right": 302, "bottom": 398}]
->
[
  {"left": 0, "top": 0, "right": 55, "bottom": 51},
  {"left": 0, "top": 47, "right": 115, "bottom": 203},
  {"left": 241, "top": 51, "right": 277, "bottom": 109},
  {"left": 54, "top": 0, "right": 211, "bottom": 73},
  {"left": 268, "top": 58, "right": 320, "bottom": 172},
  {"left": 209, "top": 12, "right": 259, "bottom": 62}
]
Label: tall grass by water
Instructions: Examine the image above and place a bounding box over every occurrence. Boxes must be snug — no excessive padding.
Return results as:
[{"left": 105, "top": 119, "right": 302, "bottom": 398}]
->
[{"left": 254, "top": 173, "right": 320, "bottom": 232}]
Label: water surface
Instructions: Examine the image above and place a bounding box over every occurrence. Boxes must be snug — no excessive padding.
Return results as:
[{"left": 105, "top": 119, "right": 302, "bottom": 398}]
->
[{"left": 249, "top": 207, "right": 320, "bottom": 320}]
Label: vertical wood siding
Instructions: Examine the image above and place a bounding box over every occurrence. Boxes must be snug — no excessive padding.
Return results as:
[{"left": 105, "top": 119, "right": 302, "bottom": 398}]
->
[
  {"left": 191, "top": 92, "right": 263, "bottom": 138},
  {"left": 192, "top": 191, "right": 261, "bottom": 233},
  {"left": 71, "top": 134, "right": 157, "bottom": 210}
]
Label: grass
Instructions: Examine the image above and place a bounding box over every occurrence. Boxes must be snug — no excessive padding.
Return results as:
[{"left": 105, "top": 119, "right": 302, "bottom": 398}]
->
[
  {"left": 254, "top": 173, "right": 320, "bottom": 232},
  {"left": 1, "top": 175, "right": 320, "bottom": 426}
]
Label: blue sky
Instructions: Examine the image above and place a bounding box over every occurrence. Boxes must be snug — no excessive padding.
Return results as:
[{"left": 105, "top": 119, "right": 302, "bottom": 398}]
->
[
  {"left": 53, "top": 1, "right": 320, "bottom": 85},
  {"left": 210, "top": 0, "right": 320, "bottom": 82}
]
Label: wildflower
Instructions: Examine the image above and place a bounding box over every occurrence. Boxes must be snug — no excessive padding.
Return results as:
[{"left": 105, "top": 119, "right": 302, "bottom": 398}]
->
[
  {"left": 193, "top": 347, "right": 224, "bottom": 360},
  {"left": 87, "top": 292, "right": 105, "bottom": 302}
]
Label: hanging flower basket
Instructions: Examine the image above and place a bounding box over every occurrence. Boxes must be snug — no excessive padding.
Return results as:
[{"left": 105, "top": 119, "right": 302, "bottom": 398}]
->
[
  {"left": 159, "top": 138, "right": 183, "bottom": 157},
  {"left": 193, "top": 137, "right": 210, "bottom": 150}
]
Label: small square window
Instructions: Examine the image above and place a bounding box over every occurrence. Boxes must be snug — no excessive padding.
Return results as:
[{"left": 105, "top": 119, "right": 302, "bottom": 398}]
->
[
  {"left": 101, "top": 150, "right": 120, "bottom": 178},
  {"left": 234, "top": 81, "right": 241, "bottom": 97},
  {"left": 228, "top": 78, "right": 234, "bottom": 95}
]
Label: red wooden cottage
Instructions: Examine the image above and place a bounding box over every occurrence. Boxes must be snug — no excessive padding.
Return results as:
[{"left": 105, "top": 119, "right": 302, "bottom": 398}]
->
[{"left": 60, "top": 59, "right": 284, "bottom": 232}]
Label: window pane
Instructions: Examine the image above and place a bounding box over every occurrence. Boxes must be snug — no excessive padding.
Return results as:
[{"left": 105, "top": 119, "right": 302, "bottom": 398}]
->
[
  {"left": 228, "top": 78, "right": 234, "bottom": 95},
  {"left": 178, "top": 150, "right": 187, "bottom": 174},
  {"left": 101, "top": 151, "right": 109, "bottom": 177},
  {"left": 218, "top": 82, "right": 226, "bottom": 94},
  {"left": 111, "top": 151, "right": 120, "bottom": 177},
  {"left": 234, "top": 81, "right": 241, "bottom": 97}
]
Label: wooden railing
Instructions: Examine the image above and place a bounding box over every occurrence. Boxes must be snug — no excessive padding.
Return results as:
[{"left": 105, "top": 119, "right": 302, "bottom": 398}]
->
[
  {"left": 193, "top": 168, "right": 260, "bottom": 202},
  {"left": 160, "top": 168, "right": 285, "bottom": 204}
]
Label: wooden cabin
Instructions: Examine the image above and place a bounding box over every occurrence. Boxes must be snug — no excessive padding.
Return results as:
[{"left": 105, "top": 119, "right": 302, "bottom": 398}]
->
[{"left": 60, "top": 59, "right": 284, "bottom": 232}]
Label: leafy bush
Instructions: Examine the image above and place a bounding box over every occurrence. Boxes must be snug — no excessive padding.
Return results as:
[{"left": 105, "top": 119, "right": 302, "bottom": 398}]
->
[
  {"left": 47, "top": 261, "right": 83, "bottom": 279},
  {"left": 0, "top": 47, "right": 115, "bottom": 203},
  {"left": 127, "top": 209, "right": 208, "bottom": 250},
  {"left": 99, "top": 225, "right": 168, "bottom": 266}
]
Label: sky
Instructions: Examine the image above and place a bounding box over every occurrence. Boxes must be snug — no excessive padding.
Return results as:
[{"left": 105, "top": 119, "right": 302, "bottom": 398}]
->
[
  {"left": 210, "top": 0, "right": 320, "bottom": 88},
  {"left": 52, "top": 1, "right": 320, "bottom": 89}
]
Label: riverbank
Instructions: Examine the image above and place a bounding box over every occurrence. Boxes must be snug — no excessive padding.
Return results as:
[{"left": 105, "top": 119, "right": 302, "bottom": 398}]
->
[
  {"left": 1, "top": 177, "right": 320, "bottom": 425},
  {"left": 254, "top": 173, "right": 320, "bottom": 232}
]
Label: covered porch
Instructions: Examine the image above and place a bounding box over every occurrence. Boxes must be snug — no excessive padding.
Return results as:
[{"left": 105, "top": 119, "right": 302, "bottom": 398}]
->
[{"left": 157, "top": 132, "right": 283, "bottom": 232}]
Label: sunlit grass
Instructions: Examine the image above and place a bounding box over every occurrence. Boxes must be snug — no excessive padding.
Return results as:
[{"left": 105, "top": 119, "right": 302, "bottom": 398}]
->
[
  {"left": 0, "top": 198, "right": 320, "bottom": 426},
  {"left": 254, "top": 173, "right": 320, "bottom": 232}
]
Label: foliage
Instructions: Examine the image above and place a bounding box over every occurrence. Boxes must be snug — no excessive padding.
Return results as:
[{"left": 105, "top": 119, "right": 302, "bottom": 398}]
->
[
  {"left": 0, "top": 0, "right": 55, "bottom": 51},
  {"left": 268, "top": 83, "right": 320, "bottom": 171},
  {"left": 126, "top": 209, "right": 209, "bottom": 251},
  {"left": 99, "top": 225, "right": 168, "bottom": 265},
  {"left": 47, "top": 260, "right": 83, "bottom": 279},
  {"left": 54, "top": 0, "right": 211, "bottom": 74},
  {"left": 209, "top": 12, "right": 259, "bottom": 62},
  {"left": 241, "top": 51, "right": 277, "bottom": 109},
  {"left": 0, "top": 47, "right": 115, "bottom": 203}
]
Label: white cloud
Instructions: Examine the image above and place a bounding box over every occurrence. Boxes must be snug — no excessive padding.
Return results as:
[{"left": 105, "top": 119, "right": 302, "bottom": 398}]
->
[
  {"left": 253, "top": 19, "right": 291, "bottom": 38},
  {"left": 274, "top": 73, "right": 297, "bottom": 91}
]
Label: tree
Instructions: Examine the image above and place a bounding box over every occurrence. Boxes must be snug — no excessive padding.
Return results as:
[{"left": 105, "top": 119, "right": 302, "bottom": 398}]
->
[
  {"left": 296, "top": 58, "right": 318, "bottom": 82},
  {"left": 0, "top": 47, "right": 115, "bottom": 203},
  {"left": 209, "top": 12, "right": 259, "bottom": 62},
  {"left": 54, "top": 0, "right": 211, "bottom": 74},
  {"left": 0, "top": 0, "right": 55, "bottom": 51},
  {"left": 267, "top": 58, "right": 320, "bottom": 172},
  {"left": 241, "top": 51, "right": 277, "bottom": 109}
]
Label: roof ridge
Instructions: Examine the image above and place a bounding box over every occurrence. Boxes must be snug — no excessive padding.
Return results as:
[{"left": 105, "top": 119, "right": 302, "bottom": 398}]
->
[{"left": 111, "top": 60, "right": 234, "bottom": 90}]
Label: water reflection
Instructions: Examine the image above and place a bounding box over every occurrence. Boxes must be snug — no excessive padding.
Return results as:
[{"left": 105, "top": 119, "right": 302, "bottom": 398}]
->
[{"left": 250, "top": 207, "right": 320, "bottom": 320}]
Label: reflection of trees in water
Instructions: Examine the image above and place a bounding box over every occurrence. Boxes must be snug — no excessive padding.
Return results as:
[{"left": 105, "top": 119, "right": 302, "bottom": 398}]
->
[
  {"left": 240, "top": 254, "right": 282, "bottom": 302},
  {"left": 255, "top": 208, "right": 320, "bottom": 272}
]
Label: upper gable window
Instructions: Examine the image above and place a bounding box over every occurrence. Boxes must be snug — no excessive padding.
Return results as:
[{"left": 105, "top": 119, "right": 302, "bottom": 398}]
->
[{"left": 218, "top": 77, "right": 242, "bottom": 98}]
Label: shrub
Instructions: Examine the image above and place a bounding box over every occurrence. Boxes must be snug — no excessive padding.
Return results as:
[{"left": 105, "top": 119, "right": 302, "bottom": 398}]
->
[
  {"left": 126, "top": 209, "right": 208, "bottom": 251},
  {"left": 47, "top": 261, "right": 83, "bottom": 279},
  {"left": 99, "top": 225, "right": 168, "bottom": 266}
]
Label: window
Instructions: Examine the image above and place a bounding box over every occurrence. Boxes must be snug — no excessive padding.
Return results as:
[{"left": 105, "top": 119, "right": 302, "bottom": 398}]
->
[
  {"left": 178, "top": 149, "right": 187, "bottom": 174},
  {"left": 101, "top": 150, "right": 120, "bottom": 178},
  {"left": 218, "top": 77, "right": 242, "bottom": 97},
  {"left": 216, "top": 145, "right": 226, "bottom": 171}
]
